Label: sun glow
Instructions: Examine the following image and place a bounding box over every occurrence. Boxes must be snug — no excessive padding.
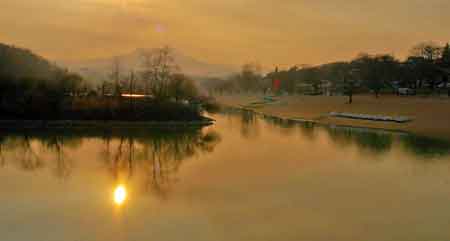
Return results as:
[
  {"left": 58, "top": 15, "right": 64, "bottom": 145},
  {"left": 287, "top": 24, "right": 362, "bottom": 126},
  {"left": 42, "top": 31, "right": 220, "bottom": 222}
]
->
[{"left": 114, "top": 185, "right": 127, "bottom": 206}]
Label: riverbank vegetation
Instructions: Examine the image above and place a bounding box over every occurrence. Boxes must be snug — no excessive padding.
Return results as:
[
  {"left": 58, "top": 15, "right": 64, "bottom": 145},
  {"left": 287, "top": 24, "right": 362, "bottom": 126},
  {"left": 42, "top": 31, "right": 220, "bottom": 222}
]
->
[
  {"left": 206, "top": 41, "right": 450, "bottom": 138},
  {"left": 205, "top": 41, "right": 450, "bottom": 100},
  {"left": 0, "top": 43, "right": 207, "bottom": 122}
]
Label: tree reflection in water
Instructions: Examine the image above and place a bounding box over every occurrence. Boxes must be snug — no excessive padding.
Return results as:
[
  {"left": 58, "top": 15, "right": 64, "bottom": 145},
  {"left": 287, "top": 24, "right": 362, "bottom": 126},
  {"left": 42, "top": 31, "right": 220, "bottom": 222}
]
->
[
  {"left": 100, "top": 129, "right": 221, "bottom": 198},
  {"left": 0, "top": 128, "right": 221, "bottom": 197},
  {"left": 400, "top": 135, "right": 450, "bottom": 159},
  {"left": 1, "top": 135, "right": 44, "bottom": 172},
  {"left": 240, "top": 110, "right": 260, "bottom": 139},
  {"left": 326, "top": 127, "right": 394, "bottom": 155},
  {"left": 221, "top": 109, "right": 450, "bottom": 159}
]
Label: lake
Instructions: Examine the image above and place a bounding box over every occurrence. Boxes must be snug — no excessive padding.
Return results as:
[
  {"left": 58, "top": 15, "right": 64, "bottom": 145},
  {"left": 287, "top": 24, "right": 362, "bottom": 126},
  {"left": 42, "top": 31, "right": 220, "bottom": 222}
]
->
[{"left": 1, "top": 110, "right": 450, "bottom": 241}]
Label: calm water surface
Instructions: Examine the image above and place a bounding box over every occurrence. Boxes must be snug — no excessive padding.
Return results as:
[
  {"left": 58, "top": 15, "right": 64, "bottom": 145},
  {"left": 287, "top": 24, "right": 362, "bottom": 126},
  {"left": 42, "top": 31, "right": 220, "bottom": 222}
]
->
[{"left": 1, "top": 111, "right": 450, "bottom": 241}]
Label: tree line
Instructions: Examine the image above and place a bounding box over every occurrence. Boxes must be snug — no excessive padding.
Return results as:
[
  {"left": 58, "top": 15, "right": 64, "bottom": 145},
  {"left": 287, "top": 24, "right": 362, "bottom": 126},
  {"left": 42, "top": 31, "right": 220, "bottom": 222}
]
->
[
  {"left": 0, "top": 43, "right": 205, "bottom": 121},
  {"left": 100, "top": 46, "right": 199, "bottom": 102},
  {"left": 205, "top": 41, "right": 450, "bottom": 98}
]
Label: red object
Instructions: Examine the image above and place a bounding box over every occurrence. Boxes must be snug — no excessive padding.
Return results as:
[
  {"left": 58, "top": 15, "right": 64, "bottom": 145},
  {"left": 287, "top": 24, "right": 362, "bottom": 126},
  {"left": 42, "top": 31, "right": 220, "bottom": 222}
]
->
[{"left": 273, "top": 79, "right": 281, "bottom": 91}]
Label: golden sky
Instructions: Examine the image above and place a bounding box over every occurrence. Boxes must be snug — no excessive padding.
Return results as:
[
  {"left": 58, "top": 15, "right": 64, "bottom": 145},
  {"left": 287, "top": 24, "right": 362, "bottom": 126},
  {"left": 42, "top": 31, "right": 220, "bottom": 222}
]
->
[{"left": 1, "top": 0, "right": 450, "bottom": 68}]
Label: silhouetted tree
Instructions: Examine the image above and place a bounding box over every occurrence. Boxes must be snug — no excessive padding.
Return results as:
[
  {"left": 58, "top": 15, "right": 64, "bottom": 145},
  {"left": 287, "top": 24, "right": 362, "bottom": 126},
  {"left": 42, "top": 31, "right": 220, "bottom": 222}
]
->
[
  {"left": 168, "top": 74, "right": 198, "bottom": 102},
  {"left": 440, "top": 43, "right": 450, "bottom": 96},
  {"left": 442, "top": 43, "right": 450, "bottom": 67},
  {"left": 410, "top": 41, "right": 443, "bottom": 61},
  {"left": 139, "top": 46, "right": 179, "bottom": 100},
  {"left": 344, "top": 67, "right": 360, "bottom": 104},
  {"left": 352, "top": 53, "right": 399, "bottom": 97},
  {"left": 237, "top": 63, "right": 263, "bottom": 93},
  {"left": 110, "top": 56, "right": 123, "bottom": 97}
]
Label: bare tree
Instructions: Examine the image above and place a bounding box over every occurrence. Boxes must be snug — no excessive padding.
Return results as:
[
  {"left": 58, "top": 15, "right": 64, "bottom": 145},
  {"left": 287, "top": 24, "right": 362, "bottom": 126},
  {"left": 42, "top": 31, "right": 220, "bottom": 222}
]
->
[
  {"left": 409, "top": 42, "right": 444, "bottom": 92},
  {"left": 140, "top": 52, "right": 152, "bottom": 96},
  {"left": 140, "top": 46, "right": 179, "bottom": 100},
  {"left": 128, "top": 70, "right": 135, "bottom": 110},
  {"left": 410, "top": 41, "right": 443, "bottom": 61},
  {"left": 110, "top": 56, "right": 123, "bottom": 97},
  {"left": 238, "top": 62, "right": 263, "bottom": 93}
]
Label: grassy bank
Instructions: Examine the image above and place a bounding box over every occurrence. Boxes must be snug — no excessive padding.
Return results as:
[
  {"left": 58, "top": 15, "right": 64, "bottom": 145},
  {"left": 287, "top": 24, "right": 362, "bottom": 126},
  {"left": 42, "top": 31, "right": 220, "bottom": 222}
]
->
[{"left": 216, "top": 94, "right": 450, "bottom": 140}]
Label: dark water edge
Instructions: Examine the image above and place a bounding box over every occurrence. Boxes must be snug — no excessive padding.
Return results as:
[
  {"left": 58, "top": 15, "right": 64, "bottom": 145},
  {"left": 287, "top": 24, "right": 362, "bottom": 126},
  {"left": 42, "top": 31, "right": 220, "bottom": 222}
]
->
[
  {"left": 1, "top": 109, "right": 449, "bottom": 161},
  {"left": 221, "top": 105, "right": 409, "bottom": 134},
  {"left": 220, "top": 107, "right": 450, "bottom": 159},
  {"left": 0, "top": 118, "right": 214, "bottom": 129}
]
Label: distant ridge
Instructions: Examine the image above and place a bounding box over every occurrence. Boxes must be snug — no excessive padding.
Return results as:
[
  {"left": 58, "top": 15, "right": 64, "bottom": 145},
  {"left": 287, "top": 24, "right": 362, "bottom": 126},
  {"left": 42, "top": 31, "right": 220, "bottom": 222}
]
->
[{"left": 58, "top": 48, "right": 237, "bottom": 84}]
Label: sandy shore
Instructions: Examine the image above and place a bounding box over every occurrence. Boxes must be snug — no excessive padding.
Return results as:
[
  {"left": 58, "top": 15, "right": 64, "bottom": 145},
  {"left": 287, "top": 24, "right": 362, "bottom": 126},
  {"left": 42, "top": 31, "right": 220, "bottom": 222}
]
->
[{"left": 216, "top": 94, "right": 450, "bottom": 140}]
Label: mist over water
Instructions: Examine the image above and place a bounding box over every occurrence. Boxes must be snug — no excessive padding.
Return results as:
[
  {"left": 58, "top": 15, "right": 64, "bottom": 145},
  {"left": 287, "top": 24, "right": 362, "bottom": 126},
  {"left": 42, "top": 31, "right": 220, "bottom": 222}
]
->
[{"left": 0, "top": 111, "right": 450, "bottom": 241}]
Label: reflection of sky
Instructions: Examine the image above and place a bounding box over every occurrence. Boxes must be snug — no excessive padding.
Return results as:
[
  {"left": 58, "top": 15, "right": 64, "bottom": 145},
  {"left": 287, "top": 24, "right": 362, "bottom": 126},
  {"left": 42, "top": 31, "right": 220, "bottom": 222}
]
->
[{"left": 0, "top": 113, "right": 450, "bottom": 240}]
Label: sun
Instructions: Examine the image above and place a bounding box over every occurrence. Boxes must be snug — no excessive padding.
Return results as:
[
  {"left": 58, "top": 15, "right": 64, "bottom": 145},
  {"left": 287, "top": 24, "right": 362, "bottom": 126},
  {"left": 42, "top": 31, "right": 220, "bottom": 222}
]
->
[{"left": 114, "top": 185, "right": 127, "bottom": 206}]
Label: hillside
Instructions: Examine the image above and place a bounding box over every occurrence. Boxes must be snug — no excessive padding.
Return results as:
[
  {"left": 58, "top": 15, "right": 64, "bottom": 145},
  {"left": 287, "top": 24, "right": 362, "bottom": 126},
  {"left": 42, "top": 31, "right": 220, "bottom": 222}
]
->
[
  {"left": 0, "top": 43, "right": 61, "bottom": 80},
  {"left": 0, "top": 43, "right": 206, "bottom": 122}
]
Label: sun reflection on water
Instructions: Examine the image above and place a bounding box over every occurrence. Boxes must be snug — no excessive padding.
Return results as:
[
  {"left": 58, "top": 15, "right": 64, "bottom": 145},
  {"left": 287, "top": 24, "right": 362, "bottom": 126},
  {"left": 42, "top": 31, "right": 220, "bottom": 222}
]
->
[{"left": 114, "top": 185, "right": 127, "bottom": 206}]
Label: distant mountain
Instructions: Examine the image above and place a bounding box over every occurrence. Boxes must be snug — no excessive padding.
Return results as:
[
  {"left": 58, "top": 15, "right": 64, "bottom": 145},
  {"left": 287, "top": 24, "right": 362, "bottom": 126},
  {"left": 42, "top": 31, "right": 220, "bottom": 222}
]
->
[{"left": 58, "top": 48, "right": 236, "bottom": 85}]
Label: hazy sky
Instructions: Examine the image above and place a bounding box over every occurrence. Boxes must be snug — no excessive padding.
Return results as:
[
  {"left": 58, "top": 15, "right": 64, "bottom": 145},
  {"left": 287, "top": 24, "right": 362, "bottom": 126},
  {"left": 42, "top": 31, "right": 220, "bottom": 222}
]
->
[{"left": 1, "top": 0, "right": 450, "bottom": 68}]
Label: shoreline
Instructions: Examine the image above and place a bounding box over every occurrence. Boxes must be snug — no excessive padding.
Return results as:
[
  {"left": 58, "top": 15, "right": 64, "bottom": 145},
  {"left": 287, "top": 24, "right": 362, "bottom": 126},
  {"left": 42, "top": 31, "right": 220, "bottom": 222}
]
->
[
  {"left": 216, "top": 94, "right": 450, "bottom": 141},
  {"left": 221, "top": 105, "right": 412, "bottom": 136},
  {"left": 0, "top": 119, "right": 214, "bottom": 129}
]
